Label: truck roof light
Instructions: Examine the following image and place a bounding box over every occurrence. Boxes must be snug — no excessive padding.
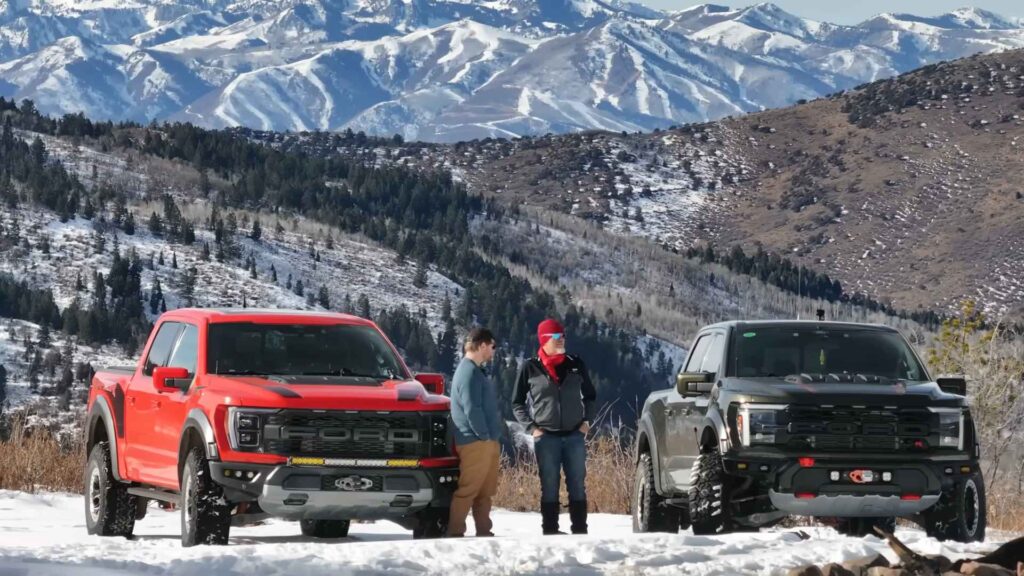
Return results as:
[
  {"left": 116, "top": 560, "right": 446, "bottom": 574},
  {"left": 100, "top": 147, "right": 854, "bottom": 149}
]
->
[{"left": 798, "top": 457, "right": 815, "bottom": 468}]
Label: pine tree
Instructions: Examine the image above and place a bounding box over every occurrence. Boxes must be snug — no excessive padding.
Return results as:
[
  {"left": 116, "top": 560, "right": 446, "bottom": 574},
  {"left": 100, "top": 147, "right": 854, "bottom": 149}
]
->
[
  {"left": 148, "top": 212, "right": 163, "bottom": 236},
  {"left": 413, "top": 262, "right": 428, "bottom": 288},
  {"left": 201, "top": 242, "right": 211, "bottom": 261},
  {"left": 182, "top": 220, "right": 195, "bottom": 244},
  {"left": 250, "top": 219, "right": 262, "bottom": 241},
  {"left": 171, "top": 252, "right": 178, "bottom": 269},
  {"left": 270, "top": 264, "right": 277, "bottom": 282},
  {"left": 357, "top": 294, "right": 371, "bottom": 319},
  {"left": 149, "top": 278, "right": 163, "bottom": 315},
  {"left": 317, "top": 286, "right": 329, "bottom": 309},
  {"left": 158, "top": 251, "right": 165, "bottom": 266},
  {"left": 0, "top": 364, "right": 7, "bottom": 411},
  {"left": 74, "top": 272, "right": 84, "bottom": 291},
  {"left": 181, "top": 266, "right": 197, "bottom": 307},
  {"left": 38, "top": 324, "right": 51, "bottom": 348},
  {"left": 294, "top": 279, "right": 304, "bottom": 297}
]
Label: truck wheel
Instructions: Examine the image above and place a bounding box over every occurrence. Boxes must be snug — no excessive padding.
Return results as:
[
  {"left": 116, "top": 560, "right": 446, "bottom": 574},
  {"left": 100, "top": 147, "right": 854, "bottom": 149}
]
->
[
  {"left": 633, "top": 453, "right": 680, "bottom": 533},
  {"left": 412, "top": 507, "right": 448, "bottom": 539},
  {"left": 925, "top": 472, "right": 986, "bottom": 543},
  {"left": 300, "top": 519, "right": 351, "bottom": 538},
  {"left": 180, "top": 447, "right": 232, "bottom": 547},
  {"left": 84, "top": 442, "right": 137, "bottom": 538},
  {"left": 689, "top": 448, "right": 730, "bottom": 535},
  {"left": 835, "top": 517, "right": 896, "bottom": 537}
]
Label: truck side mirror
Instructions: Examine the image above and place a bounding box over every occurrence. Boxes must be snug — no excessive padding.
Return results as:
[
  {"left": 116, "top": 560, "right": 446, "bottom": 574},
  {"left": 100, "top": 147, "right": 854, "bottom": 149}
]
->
[
  {"left": 153, "top": 366, "right": 190, "bottom": 393},
  {"left": 414, "top": 373, "right": 446, "bottom": 395},
  {"left": 936, "top": 376, "right": 967, "bottom": 396},
  {"left": 676, "top": 372, "right": 714, "bottom": 395}
]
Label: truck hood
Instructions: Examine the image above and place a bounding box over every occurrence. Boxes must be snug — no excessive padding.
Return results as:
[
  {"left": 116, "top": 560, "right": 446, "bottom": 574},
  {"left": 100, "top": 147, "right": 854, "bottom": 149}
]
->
[
  {"left": 720, "top": 378, "right": 966, "bottom": 407},
  {"left": 202, "top": 375, "right": 449, "bottom": 411}
]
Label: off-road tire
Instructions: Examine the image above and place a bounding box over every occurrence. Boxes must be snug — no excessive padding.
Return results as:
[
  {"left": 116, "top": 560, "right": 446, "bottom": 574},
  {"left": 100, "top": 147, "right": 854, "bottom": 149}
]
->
[
  {"left": 300, "top": 519, "right": 351, "bottom": 538},
  {"left": 412, "top": 507, "right": 449, "bottom": 539},
  {"left": 925, "top": 471, "right": 986, "bottom": 543},
  {"left": 835, "top": 517, "right": 896, "bottom": 537},
  {"left": 632, "top": 452, "right": 681, "bottom": 533},
  {"left": 180, "top": 447, "right": 232, "bottom": 547},
  {"left": 84, "top": 442, "right": 137, "bottom": 538},
  {"left": 689, "top": 448, "right": 731, "bottom": 535}
]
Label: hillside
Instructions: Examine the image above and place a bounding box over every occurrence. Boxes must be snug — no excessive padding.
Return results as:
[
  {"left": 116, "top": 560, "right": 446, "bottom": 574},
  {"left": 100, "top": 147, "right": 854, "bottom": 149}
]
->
[
  {"left": 335, "top": 48, "right": 1024, "bottom": 319},
  {"left": 2, "top": 2, "right": 1024, "bottom": 140}
]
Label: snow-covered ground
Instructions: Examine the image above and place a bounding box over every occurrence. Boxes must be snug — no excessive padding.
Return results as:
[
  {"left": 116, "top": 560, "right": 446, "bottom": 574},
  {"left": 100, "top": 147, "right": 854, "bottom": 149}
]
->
[{"left": 0, "top": 491, "right": 1006, "bottom": 576}]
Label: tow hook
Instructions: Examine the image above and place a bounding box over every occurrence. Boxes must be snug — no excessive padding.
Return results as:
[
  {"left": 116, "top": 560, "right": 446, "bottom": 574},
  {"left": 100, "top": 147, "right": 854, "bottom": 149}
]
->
[{"left": 336, "top": 476, "right": 375, "bottom": 491}]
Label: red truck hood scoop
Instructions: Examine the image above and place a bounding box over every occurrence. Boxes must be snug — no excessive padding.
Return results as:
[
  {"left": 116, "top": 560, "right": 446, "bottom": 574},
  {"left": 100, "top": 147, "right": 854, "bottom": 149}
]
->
[
  {"left": 215, "top": 375, "right": 444, "bottom": 409},
  {"left": 264, "top": 374, "right": 386, "bottom": 387}
]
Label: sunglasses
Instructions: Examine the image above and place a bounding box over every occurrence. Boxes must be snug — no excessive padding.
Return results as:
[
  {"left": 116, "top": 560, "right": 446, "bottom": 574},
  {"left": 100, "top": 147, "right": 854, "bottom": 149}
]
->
[{"left": 544, "top": 333, "right": 565, "bottom": 341}]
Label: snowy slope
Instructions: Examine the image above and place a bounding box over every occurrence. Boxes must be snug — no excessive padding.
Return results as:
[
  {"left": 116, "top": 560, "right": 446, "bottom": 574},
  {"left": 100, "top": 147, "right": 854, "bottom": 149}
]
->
[
  {"left": 0, "top": 490, "right": 1008, "bottom": 576},
  {"left": 3, "top": 2, "right": 1024, "bottom": 140}
]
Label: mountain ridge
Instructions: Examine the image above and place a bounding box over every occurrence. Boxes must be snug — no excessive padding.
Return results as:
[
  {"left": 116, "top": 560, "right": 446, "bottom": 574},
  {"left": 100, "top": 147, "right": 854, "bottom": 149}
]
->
[{"left": 3, "top": 1, "right": 1024, "bottom": 141}]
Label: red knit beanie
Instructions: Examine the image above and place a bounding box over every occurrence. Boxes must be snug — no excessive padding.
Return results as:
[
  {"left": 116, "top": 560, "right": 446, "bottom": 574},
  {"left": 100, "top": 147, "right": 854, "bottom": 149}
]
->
[{"left": 537, "top": 318, "right": 564, "bottom": 347}]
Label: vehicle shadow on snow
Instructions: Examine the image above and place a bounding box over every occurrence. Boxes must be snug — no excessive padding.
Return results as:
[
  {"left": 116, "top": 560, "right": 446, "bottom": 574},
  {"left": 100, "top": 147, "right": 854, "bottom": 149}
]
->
[{"left": 130, "top": 532, "right": 411, "bottom": 544}]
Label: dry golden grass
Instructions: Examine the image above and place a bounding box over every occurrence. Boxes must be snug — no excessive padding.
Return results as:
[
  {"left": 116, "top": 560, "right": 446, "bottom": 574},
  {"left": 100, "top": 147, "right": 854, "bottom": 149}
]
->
[
  {"left": 0, "top": 418, "right": 84, "bottom": 493},
  {"left": 494, "top": 435, "right": 634, "bottom": 514}
]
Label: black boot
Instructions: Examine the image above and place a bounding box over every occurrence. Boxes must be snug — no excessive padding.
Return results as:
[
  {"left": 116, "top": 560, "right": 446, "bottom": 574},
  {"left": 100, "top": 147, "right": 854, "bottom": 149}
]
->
[
  {"left": 541, "top": 502, "right": 563, "bottom": 535},
  {"left": 569, "top": 500, "right": 588, "bottom": 535}
]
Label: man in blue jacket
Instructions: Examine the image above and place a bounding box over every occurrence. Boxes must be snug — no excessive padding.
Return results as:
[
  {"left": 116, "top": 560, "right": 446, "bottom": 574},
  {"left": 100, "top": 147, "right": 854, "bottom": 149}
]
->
[{"left": 447, "top": 327, "right": 502, "bottom": 537}]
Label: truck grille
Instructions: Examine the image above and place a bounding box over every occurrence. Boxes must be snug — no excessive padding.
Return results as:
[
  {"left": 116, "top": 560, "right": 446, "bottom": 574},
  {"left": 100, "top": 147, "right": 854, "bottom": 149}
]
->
[
  {"left": 783, "top": 406, "right": 934, "bottom": 453},
  {"left": 261, "top": 410, "right": 448, "bottom": 459}
]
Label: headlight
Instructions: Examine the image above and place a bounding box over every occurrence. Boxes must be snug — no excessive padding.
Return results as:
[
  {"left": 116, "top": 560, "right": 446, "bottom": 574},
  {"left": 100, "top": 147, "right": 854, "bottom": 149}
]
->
[
  {"left": 930, "top": 408, "right": 964, "bottom": 450},
  {"left": 227, "top": 407, "right": 276, "bottom": 451},
  {"left": 737, "top": 404, "right": 787, "bottom": 446}
]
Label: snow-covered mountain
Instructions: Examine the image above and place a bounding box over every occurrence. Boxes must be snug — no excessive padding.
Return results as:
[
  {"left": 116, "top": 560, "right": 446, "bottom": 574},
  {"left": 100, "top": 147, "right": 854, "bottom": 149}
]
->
[{"left": 2, "top": 1, "right": 1024, "bottom": 141}]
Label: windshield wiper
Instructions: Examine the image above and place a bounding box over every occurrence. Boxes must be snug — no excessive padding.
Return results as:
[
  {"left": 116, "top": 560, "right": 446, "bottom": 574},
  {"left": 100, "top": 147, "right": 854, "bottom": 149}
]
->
[
  {"left": 297, "top": 369, "right": 389, "bottom": 379},
  {"left": 217, "top": 369, "right": 269, "bottom": 376}
]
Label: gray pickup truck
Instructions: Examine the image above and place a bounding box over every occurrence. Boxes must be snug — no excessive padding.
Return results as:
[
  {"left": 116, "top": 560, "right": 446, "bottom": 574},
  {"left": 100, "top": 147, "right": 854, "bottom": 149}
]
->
[{"left": 632, "top": 320, "right": 985, "bottom": 542}]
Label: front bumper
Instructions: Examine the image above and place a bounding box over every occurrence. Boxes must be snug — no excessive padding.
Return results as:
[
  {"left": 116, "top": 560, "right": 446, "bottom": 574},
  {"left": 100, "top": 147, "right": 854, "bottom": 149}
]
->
[
  {"left": 724, "top": 450, "right": 977, "bottom": 518},
  {"left": 210, "top": 461, "right": 458, "bottom": 521},
  {"left": 769, "top": 491, "right": 939, "bottom": 516}
]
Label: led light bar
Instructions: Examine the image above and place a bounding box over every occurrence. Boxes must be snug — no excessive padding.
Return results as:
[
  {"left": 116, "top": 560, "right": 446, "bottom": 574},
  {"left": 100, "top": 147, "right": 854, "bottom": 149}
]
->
[{"left": 287, "top": 457, "right": 421, "bottom": 468}]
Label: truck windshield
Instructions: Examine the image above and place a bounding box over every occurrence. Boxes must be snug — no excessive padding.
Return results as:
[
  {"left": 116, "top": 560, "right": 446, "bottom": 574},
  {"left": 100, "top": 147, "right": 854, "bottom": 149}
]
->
[
  {"left": 207, "top": 322, "right": 410, "bottom": 380},
  {"left": 730, "top": 326, "right": 927, "bottom": 382}
]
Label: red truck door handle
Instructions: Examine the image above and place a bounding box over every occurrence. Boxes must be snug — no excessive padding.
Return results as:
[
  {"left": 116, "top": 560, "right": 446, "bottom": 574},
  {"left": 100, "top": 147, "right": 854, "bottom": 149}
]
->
[
  {"left": 154, "top": 400, "right": 162, "bottom": 409},
  {"left": 128, "top": 396, "right": 136, "bottom": 406}
]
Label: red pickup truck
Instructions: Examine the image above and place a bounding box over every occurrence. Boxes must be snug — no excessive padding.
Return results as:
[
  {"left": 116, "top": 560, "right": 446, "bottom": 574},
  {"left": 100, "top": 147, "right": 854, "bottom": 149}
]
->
[{"left": 84, "top": 308, "right": 458, "bottom": 546}]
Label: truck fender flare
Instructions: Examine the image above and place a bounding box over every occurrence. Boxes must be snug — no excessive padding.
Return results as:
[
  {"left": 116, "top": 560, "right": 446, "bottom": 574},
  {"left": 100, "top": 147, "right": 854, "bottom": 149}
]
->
[
  {"left": 699, "top": 411, "right": 729, "bottom": 454},
  {"left": 86, "top": 396, "right": 123, "bottom": 481},
  {"left": 635, "top": 418, "right": 666, "bottom": 495},
  {"left": 178, "top": 409, "right": 219, "bottom": 475}
]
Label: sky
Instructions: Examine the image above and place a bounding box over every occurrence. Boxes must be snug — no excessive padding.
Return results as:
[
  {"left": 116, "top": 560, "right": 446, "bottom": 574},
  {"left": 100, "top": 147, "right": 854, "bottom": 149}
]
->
[{"left": 637, "top": 1, "right": 1024, "bottom": 24}]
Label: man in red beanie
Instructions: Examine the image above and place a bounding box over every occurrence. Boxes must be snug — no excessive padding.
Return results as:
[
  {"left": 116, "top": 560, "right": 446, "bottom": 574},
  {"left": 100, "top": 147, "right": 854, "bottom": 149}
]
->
[{"left": 511, "top": 318, "right": 597, "bottom": 535}]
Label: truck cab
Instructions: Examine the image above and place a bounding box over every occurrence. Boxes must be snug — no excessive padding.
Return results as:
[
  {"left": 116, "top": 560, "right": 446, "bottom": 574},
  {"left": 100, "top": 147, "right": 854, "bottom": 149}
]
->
[
  {"left": 84, "top": 308, "right": 457, "bottom": 546},
  {"left": 633, "top": 320, "right": 985, "bottom": 542}
]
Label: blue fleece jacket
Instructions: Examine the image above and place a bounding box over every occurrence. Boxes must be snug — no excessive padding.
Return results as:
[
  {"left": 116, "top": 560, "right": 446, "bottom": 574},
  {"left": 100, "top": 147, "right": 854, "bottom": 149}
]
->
[{"left": 450, "top": 357, "right": 502, "bottom": 445}]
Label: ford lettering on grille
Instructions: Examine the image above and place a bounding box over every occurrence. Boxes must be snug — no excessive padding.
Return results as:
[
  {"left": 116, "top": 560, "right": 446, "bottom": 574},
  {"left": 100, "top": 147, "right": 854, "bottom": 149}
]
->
[{"left": 279, "top": 427, "right": 420, "bottom": 443}]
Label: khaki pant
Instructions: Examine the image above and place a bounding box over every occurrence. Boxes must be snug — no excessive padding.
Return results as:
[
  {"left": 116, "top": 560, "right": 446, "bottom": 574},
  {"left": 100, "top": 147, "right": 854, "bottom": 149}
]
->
[{"left": 447, "top": 440, "right": 500, "bottom": 536}]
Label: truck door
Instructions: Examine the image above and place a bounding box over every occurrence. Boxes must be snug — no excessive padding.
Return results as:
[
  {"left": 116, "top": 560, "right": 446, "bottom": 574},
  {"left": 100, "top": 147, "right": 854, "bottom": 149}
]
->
[
  {"left": 663, "top": 333, "right": 712, "bottom": 492},
  {"left": 152, "top": 323, "right": 199, "bottom": 490},
  {"left": 124, "top": 321, "right": 181, "bottom": 485},
  {"left": 679, "top": 332, "right": 725, "bottom": 485}
]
